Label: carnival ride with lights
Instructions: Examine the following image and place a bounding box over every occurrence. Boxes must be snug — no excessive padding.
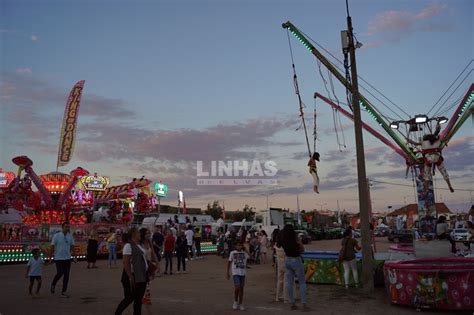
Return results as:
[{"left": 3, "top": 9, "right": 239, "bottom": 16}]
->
[
  {"left": 0, "top": 155, "right": 154, "bottom": 263},
  {"left": 283, "top": 21, "right": 473, "bottom": 233},
  {"left": 283, "top": 21, "right": 474, "bottom": 310}
]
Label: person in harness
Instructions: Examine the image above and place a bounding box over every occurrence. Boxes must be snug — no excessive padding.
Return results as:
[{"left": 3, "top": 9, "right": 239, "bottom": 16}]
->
[
  {"left": 308, "top": 152, "right": 320, "bottom": 194},
  {"left": 407, "top": 127, "right": 454, "bottom": 193}
]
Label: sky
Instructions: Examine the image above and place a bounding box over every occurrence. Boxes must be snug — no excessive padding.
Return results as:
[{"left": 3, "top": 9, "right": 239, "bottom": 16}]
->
[{"left": 1, "top": 0, "right": 473, "bottom": 214}]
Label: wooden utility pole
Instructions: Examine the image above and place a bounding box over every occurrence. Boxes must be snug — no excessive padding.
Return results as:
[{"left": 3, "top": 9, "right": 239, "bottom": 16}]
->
[{"left": 346, "top": 9, "right": 374, "bottom": 292}]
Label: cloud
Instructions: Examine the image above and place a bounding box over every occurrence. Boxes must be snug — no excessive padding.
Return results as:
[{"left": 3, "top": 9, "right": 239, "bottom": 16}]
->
[
  {"left": 360, "top": 41, "right": 383, "bottom": 50},
  {"left": 291, "top": 152, "right": 310, "bottom": 160},
  {"left": 0, "top": 72, "right": 136, "bottom": 140},
  {"left": 30, "top": 35, "right": 38, "bottom": 42},
  {"left": 363, "top": 3, "right": 450, "bottom": 47},
  {"left": 15, "top": 67, "right": 32, "bottom": 75},
  {"left": 321, "top": 123, "right": 352, "bottom": 136},
  {"left": 75, "top": 116, "right": 296, "bottom": 163},
  {"left": 367, "top": 3, "right": 448, "bottom": 35},
  {"left": 325, "top": 163, "right": 355, "bottom": 179},
  {"left": 442, "top": 136, "right": 474, "bottom": 172},
  {"left": 415, "top": 3, "right": 447, "bottom": 20},
  {"left": 323, "top": 149, "right": 351, "bottom": 162}
]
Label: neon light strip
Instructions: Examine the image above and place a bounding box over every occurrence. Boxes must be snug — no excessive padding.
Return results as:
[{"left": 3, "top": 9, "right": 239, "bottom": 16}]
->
[{"left": 284, "top": 21, "right": 416, "bottom": 161}]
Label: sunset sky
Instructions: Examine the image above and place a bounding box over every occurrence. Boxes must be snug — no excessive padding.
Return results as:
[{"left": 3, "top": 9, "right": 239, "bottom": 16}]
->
[{"left": 1, "top": 0, "right": 472, "bottom": 214}]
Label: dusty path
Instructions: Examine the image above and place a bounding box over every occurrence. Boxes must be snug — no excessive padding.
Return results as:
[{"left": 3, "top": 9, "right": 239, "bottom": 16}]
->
[{"left": 0, "top": 238, "right": 464, "bottom": 314}]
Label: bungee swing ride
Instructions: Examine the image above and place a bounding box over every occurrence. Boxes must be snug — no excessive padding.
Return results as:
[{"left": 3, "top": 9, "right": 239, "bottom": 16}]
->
[{"left": 284, "top": 21, "right": 473, "bottom": 235}]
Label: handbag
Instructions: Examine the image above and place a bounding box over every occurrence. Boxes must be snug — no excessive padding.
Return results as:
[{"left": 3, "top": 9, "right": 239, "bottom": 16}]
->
[
  {"left": 147, "top": 260, "right": 157, "bottom": 278},
  {"left": 338, "top": 239, "right": 347, "bottom": 263}
]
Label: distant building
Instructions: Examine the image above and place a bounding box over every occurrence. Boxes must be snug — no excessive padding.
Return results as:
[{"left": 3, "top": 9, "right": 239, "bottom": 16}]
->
[
  {"left": 387, "top": 203, "right": 451, "bottom": 217},
  {"left": 152, "top": 204, "right": 202, "bottom": 215},
  {"left": 387, "top": 203, "right": 451, "bottom": 229},
  {"left": 144, "top": 213, "right": 214, "bottom": 225}
]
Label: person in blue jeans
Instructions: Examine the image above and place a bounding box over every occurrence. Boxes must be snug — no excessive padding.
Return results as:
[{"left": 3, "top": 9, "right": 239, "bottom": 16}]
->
[
  {"left": 107, "top": 227, "right": 117, "bottom": 268},
  {"left": 50, "top": 222, "right": 75, "bottom": 298},
  {"left": 280, "top": 224, "right": 309, "bottom": 311}
]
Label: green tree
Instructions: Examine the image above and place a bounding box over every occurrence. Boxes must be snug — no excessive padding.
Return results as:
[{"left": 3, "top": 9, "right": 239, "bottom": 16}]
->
[
  {"left": 205, "top": 200, "right": 223, "bottom": 220},
  {"left": 241, "top": 204, "right": 256, "bottom": 221}
]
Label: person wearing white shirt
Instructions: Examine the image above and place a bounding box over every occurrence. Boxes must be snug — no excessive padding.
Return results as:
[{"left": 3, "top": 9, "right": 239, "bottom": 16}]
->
[
  {"left": 185, "top": 226, "right": 194, "bottom": 259},
  {"left": 50, "top": 222, "right": 75, "bottom": 298}
]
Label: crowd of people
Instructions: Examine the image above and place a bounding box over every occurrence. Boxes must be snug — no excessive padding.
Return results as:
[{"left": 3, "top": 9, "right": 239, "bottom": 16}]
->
[
  {"left": 22, "top": 216, "right": 474, "bottom": 314},
  {"left": 23, "top": 221, "right": 359, "bottom": 313}
]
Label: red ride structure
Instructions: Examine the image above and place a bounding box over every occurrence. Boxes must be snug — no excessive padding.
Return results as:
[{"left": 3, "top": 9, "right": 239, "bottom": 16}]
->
[{"left": 0, "top": 156, "right": 154, "bottom": 263}]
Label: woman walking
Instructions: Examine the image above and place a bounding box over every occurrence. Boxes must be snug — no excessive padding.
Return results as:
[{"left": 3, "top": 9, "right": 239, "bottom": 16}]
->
[
  {"left": 115, "top": 227, "right": 148, "bottom": 315},
  {"left": 86, "top": 230, "right": 99, "bottom": 269},
  {"left": 280, "top": 224, "right": 308, "bottom": 311},
  {"left": 259, "top": 230, "right": 269, "bottom": 264},
  {"left": 139, "top": 228, "right": 158, "bottom": 306},
  {"left": 107, "top": 227, "right": 118, "bottom": 268},
  {"left": 139, "top": 228, "right": 158, "bottom": 277},
  {"left": 274, "top": 231, "right": 290, "bottom": 303},
  {"left": 163, "top": 229, "right": 175, "bottom": 275},
  {"left": 340, "top": 228, "right": 361, "bottom": 289}
]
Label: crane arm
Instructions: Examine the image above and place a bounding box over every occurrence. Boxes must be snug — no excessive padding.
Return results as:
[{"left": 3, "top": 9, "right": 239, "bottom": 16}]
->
[
  {"left": 440, "top": 84, "right": 474, "bottom": 147},
  {"left": 282, "top": 21, "right": 417, "bottom": 162},
  {"left": 314, "top": 93, "right": 412, "bottom": 162}
]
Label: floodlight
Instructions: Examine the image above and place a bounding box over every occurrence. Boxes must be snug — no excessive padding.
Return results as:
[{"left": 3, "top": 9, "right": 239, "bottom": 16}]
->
[
  {"left": 390, "top": 122, "right": 399, "bottom": 129},
  {"left": 438, "top": 117, "right": 448, "bottom": 124},
  {"left": 414, "top": 115, "right": 428, "bottom": 123}
]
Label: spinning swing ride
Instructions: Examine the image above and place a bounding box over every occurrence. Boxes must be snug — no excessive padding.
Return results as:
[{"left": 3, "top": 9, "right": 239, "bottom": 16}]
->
[{"left": 283, "top": 21, "right": 473, "bottom": 235}]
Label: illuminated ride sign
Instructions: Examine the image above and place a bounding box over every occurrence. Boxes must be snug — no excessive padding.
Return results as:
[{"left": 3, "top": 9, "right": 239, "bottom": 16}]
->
[
  {"left": 0, "top": 171, "right": 15, "bottom": 188},
  {"left": 154, "top": 182, "right": 168, "bottom": 198},
  {"left": 80, "top": 175, "right": 110, "bottom": 191}
]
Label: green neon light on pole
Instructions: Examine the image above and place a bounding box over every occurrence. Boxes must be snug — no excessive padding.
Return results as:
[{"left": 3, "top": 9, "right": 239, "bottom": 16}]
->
[
  {"left": 441, "top": 94, "right": 473, "bottom": 146},
  {"left": 154, "top": 182, "right": 168, "bottom": 198},
  {"left": 283, "top": 21, "right": 416, "bottom": 161}
]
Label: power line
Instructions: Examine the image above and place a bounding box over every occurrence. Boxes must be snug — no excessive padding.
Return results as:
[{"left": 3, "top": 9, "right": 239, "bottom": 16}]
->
[
  {"left": 436, "top": 95, "right": 464, "bottom": 117},
  {"left": 298, "top": 29, "right": 411, "bottom": 119},
  {"left": 428, "top": 59, "right": 473, "bottom": 116},
  {"left": 370, "top": 179, "right": 474, "bottom": 192},
  {"left": 432, "top": 69, "right": 473, "bottom": 116}
]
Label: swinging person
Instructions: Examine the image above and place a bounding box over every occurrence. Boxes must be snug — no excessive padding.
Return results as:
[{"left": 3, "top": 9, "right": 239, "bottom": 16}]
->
[
  {"left": 406, "top": 125, "right": 454, "bottom": 193},
  {"left": 308, "top": 152, "right": 320, "bottom": 194}
]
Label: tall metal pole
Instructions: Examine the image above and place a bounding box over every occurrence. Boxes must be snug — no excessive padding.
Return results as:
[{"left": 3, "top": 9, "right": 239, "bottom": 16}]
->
[
  {"left": 367, "top": 179, "right": 376, "bottom": 253},
  {"left": 158, "top": 197, "right": 161, "bottom": 215},
  {"left": 297, "top": 193, "right": 301, "bottom": 226},
  {"left": 347, "top": 13, "right": 374, "bottom": 292}
]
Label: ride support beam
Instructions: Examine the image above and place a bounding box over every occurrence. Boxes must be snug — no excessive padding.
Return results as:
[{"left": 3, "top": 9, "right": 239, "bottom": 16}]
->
[{"left": 282, "top": 21, "right": 416, "bottom": 162}]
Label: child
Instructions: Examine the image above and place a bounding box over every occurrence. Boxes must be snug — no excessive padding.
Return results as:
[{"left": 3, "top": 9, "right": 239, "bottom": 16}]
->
[
  {"left": 217, "top": 229, "right": 225, "bottom": 258},
  {"left": 26, "top": 248, "right": 44, "bottom": 296},
  {"left": 307, "top": 152, "right": 320, "bottom": 193},
  {"left": 227, "top": 240, "right": 249, "bottom": 311}
]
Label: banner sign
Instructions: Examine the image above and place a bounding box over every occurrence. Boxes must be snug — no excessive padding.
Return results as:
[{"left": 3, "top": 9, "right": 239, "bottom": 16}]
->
[
  {"left": 57, "top": 80, "right": 85, "bottom": 167},
  {"left": 155, "top": 182, "right": 168, "bottom": 198},
  {"left": 80, "top": 175, "right": 110, "bottom": 191},
  {"left": 0, "top": 171, "right": 15, "bottom": 188}
]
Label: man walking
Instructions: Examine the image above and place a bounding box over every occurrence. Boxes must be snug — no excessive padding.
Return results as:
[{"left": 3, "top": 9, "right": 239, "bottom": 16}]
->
[
  {"left": 50, "top": 222, "right": 75, "bottom": 298},
  {"left": 152, "top": 226, "right": 164, "bottom": 262},
  {"left": 185, "top": 225, "right": 194, "bottom": 259}
]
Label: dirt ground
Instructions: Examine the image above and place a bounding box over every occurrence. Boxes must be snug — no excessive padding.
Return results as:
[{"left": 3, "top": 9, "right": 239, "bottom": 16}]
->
[{"left": 0, "top": 238, "right": 468, "bottom": 315}]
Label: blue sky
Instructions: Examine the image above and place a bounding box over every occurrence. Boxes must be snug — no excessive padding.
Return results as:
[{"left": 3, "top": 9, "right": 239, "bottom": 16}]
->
[{"left": 1, "top": 0, "right": 472, "bottom": 213}]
